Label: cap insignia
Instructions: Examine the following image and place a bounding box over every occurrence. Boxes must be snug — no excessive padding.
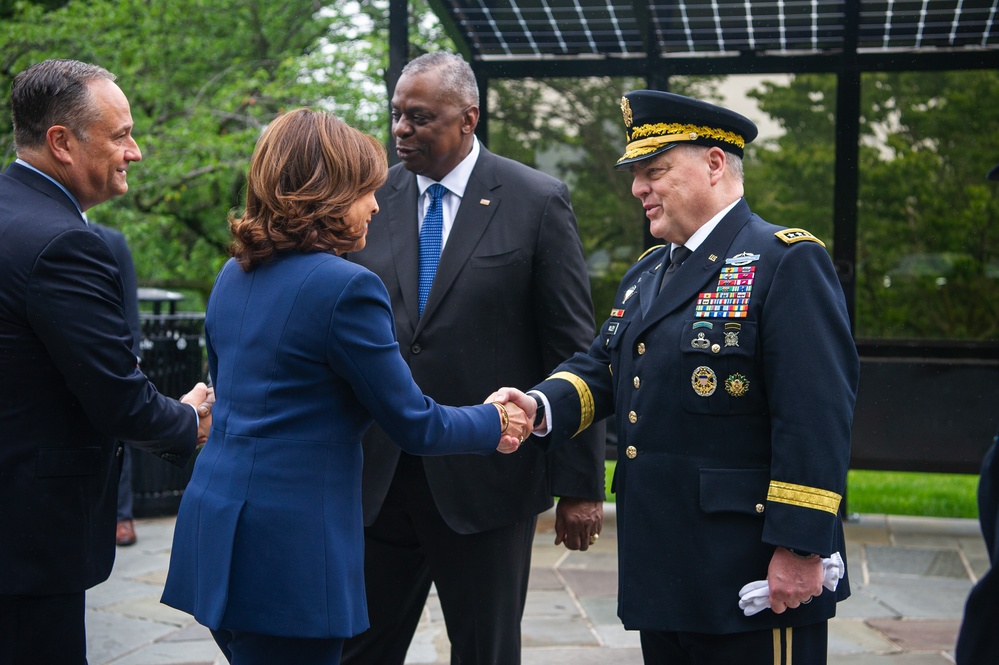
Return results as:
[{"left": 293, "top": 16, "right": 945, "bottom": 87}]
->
[{"left": 621, "top": 96, "right": 633, "bottom": 129}]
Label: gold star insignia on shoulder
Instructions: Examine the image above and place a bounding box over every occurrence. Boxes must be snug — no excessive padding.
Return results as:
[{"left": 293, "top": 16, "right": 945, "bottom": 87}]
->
[{"left": 775, "top": 228, "right": 826, "bottom": 247}]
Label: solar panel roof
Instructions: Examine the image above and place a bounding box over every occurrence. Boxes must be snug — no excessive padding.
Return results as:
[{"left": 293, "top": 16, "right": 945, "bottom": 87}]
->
[{"left": 434, "top": 0, "right": 999, "bottom": 61}]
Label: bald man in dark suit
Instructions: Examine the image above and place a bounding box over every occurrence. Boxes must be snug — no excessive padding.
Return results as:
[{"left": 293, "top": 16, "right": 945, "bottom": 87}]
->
[{"left": 343, "top": 53, "right": 605, "bottom": 665}]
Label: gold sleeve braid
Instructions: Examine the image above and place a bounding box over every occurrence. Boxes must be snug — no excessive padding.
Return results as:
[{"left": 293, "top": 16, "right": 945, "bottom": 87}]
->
[
  {"left": 767, "top": 481, "right": 842, "bottom": 515},
  {"left": 546, "top": 371, "right": 595, "bottom": 437}
]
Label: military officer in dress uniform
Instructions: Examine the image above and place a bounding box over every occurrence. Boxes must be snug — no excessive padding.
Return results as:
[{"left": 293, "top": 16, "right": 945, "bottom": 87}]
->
[{"left": 494, "top": 90, "right": 859, "bottom": 664}]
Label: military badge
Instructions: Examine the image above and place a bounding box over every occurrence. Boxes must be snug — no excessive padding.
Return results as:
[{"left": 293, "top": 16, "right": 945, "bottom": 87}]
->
[
  {"left": 691, "top": 366, "right": 717, "bottom": 397},
  {"left": 724, "top": 251, "right": 761, "bottom": 266},
  {"left": 620, "top": 96, "right": 633, "bottom": 129},
  {"left": 725, "top": 373, "right": 750, "bottom": 397},
  {"left": 724, "top": 322, "right": 741, "bottom": 347},
  {"left": 623, "top": 284, "right": 637, "bottom": 302},
  {"left": 691, "top": 332, "right": 710, "bottom": 349}
]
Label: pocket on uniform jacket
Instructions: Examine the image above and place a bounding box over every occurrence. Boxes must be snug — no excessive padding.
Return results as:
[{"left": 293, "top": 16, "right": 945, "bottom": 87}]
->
[
  {"left": 470, "top": 249, "right": 522, "bottom": 268},
  {"left": 699, "top": 468, "right": 769, "bottom": 516},
  {"left": 680, "top": 319, "right": 762, "bottom": 415},
  {"left": 36, "top": 447, "right": 103, "bottom": 477}
]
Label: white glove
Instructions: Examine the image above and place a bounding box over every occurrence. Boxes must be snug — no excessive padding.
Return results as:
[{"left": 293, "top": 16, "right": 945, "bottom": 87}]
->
[{"left": 737, "top": 551, "right": 845, "bottom": 617}]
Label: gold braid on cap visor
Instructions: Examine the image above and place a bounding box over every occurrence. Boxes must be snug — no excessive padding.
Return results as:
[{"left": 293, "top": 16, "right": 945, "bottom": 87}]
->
[{"left": 617, "top": 122, "right": 746, "bottom": 163}]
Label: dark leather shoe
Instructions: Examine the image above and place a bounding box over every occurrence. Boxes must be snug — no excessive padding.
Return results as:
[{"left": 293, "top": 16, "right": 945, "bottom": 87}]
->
[{"left": 116, "top": 520, "right": 137, "bottom": 546}]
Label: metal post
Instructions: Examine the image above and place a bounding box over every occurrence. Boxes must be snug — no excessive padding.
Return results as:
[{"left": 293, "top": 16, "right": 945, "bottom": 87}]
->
[
  {"left": 833, "top": 0, "right": 861, "bottom": 331},
  {"left": 387, "top": 0, "right": 409, "bottom": 166}
]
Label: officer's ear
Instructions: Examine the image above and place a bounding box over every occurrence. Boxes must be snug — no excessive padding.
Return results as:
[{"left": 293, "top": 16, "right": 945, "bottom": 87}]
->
[{"left": 705, "top": 146, "right": 726, "bottom": 185}]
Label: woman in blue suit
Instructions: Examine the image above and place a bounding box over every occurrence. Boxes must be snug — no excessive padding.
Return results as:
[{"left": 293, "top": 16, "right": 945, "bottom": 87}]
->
[{"left": 162, "top": 109, "right": 529, "bottom": 665}]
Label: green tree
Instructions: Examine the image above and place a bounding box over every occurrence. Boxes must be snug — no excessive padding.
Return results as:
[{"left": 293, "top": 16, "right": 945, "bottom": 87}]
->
[
  {"left": 747, "top": 71, "right": 999, "bottom": 341},
  {"left": 0, "top": 0, "right": 377, "bottom": 303}
]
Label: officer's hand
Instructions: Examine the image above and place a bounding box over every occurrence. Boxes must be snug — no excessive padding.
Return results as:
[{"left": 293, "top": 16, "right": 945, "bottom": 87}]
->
[
  {"left": 766, "top": 547, "right": 823, "bottom": 614},
  {"left": 555, "top": 498, "right": 603, "bottom": 551}
]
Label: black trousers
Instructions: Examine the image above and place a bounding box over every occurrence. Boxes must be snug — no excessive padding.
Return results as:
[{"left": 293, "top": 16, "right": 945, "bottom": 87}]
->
[
  {"left": 211, "top": 629, "right": 344, "bottom": 665},
  {"left": 640, "top": 622, "right": 829, "bottom": 665},
  {"left": 0, "top": 592, "right": 87, "bottom": 665},
  {"left": 341, "top": 454, "right": 536, "bottom": 665}
]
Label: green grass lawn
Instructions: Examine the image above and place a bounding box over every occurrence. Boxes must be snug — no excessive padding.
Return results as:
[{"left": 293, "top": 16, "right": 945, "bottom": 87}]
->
[{"left": 603, "top": 462, "right": 980, "bottom": 519}]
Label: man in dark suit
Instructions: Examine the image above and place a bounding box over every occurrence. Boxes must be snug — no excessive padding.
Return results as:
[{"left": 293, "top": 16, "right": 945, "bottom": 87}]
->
[
  {"left": 0, "top": 59, "right": 213, "bottom": 665},
  {"left": 343, "top": 52, "right": 605, "bottom": 664},
  {"left": 505, "top": 90, "right": 858, "bottom": 664},
  {"left": 89, "top": 223, "right": 143, "bottom": 547}
]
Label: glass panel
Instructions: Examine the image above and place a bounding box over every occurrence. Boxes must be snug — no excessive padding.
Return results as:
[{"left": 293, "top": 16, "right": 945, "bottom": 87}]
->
[{"left": 855, "top": 69, "right": 999, "bottom": 341}]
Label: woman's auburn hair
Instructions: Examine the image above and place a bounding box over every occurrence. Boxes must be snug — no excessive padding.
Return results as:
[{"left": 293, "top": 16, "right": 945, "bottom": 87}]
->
[{"left": 230, "top": 108, "right": 388, "bottom": 271}]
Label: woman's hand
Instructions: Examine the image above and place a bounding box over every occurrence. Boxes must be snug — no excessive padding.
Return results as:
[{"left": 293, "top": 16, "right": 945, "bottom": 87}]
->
[{"left": 492, "top": 398, "right": 532, "bottom": 453}]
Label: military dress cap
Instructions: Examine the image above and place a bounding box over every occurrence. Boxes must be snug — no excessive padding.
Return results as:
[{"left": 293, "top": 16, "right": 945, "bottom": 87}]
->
[{"left": 616, "top": 90, "right": 759, "bottom": 169}]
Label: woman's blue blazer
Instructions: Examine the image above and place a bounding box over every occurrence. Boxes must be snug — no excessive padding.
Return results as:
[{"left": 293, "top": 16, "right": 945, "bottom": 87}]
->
[{"left": 161, "top": 252, "right": 499, "bottom": 638}]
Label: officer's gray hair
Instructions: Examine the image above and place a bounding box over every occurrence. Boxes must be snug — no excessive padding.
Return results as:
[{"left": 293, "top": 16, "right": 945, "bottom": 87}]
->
[
  {"left": 726, "top": 153, "right": 744, "bottom": 182},
  {"left": 11, "top": 59, "right": 116, "bottom": 150},
  {"left": 401, "top": 52, "right": 479, "bottom": 108}
]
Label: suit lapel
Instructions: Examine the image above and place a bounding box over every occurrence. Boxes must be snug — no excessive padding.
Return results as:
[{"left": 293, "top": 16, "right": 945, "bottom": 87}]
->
[
  {"left": 637, "top": 199, "right": 753, "bottom": 332},
  {"left": 415, "top": 149, "right": 501, "bottom": 331},
  {"left": 383, "top": 170, "right": 422, "bottom": 330},
  {"left": 4, "top": 162, "right": 86, "bottom": 224},
  {"left": 637, "top": 261, "right": 664, "bottom": 319}
]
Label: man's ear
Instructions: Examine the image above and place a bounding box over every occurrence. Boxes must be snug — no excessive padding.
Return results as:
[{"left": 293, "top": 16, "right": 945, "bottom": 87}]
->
[
  {"left": 706, "top": 146, "right": 727, "bottom": 184},
  {"left": 46, "top": 125, "right": 75, "bottom": 165},
  {"left": 462, "top": 105, "right": 480, "bottom": 135}
]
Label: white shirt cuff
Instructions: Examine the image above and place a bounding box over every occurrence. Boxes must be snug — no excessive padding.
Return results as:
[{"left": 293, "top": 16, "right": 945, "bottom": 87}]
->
[{"left": 527, "top": 390, "right": 552, "bottom": 436}]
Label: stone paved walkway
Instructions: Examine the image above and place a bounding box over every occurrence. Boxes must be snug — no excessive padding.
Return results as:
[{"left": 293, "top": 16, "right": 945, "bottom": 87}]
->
[{"left": 86, "top": 506, "right": 985, "bottom": 664}]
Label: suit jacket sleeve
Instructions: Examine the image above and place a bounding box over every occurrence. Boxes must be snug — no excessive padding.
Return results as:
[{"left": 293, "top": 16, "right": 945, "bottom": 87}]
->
[
  {"left": 327, "top": 269, "right": 500, "bottom": 457},
  {"left": 531, "top": 179, "right": 606, "bottom": 500},
  {"left": 27, "top": 227, "right": 196, "bottom": 461},
  {"left": 93, "top": 224, "right": 142, "bottom": 359}
]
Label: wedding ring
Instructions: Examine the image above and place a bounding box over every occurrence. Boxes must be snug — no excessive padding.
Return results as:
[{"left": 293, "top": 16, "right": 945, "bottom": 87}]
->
[
  {"left": 588, "top": 533, "right": 599, "bottom": 545},
  {"left": 802, "top": 596, "right": 813, "bottom": 604},
  {"left": 519, "top": 435, "right": 525, "bottom": 444}
]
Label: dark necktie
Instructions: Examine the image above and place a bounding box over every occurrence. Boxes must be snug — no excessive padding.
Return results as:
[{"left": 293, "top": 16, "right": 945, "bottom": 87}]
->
[
  {"left": 659, "top": 245, "right": 691, "bottom": 293},
  {"left": 418, "top": 184, "right": 447, "bottom": 316}
]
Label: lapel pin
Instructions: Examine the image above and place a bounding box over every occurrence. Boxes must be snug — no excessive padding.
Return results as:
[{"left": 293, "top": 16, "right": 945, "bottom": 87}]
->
[
  {"left": 480, "top": 199, "right": 491, "bottom": 206},
  {"left": 708, "top": 254, "right": 718, "bottom": 262}
]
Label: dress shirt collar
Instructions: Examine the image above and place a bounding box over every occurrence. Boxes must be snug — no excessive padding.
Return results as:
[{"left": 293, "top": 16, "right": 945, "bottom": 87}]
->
[
  {"left": 673, "top": 197, "right": 741, "bottom": 255},
  {"left": 15, "top": 157, "right": 85, "bottom": 217},
  {"left": 416, "top": 136, "right": 480, "bottom": 199}
]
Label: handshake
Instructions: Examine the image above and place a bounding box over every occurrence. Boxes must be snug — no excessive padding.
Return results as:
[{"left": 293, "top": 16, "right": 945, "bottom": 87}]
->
[
  {"left": 180, "top": 382, "right": 216, "bottom": 446},
  {"left": 485, "top": 387, "right": 541, "bottom": 454}
]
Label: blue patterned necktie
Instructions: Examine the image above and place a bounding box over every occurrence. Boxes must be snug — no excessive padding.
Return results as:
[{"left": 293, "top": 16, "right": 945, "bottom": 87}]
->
[{"left": 418, "top": 183, "right": 447, "bottom": 315}]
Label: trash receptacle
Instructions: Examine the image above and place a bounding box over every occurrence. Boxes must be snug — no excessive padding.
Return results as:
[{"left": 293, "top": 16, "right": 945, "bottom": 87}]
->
[{"left": 131, "top": 288, "right": 206, "bottom": 517}]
